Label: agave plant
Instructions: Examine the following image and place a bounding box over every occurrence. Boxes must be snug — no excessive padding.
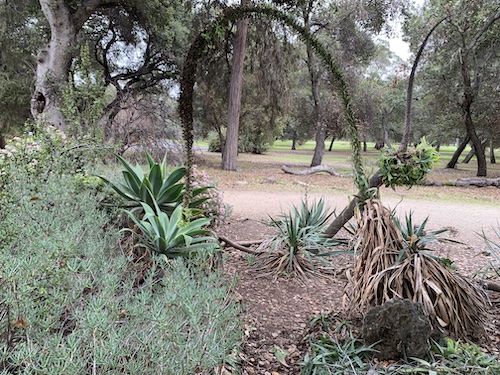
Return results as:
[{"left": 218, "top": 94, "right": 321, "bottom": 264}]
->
[
  {"left": 122, "top": 200, "right": 218, "bottom": 258},
  {"left": 254, "top": 198, "right": 341, "bottom": 280},
  {"left": 393, "top": 212, "right": 461, "bottom": 267},
  {"left": 349, "top": 199, "right": 489, "bottom": 340},
  {"left": 99, "top": 153, "right": 208, "bottom": 215},
  {"left": 475, "top": 225, "right": 500, "bottom": 279}
]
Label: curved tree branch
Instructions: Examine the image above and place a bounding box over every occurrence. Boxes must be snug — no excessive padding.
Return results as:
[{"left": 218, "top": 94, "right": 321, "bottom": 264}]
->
[
  {"left": 325, "top": 17, "right": 447, "bottom": 237},
  {"left": 179, "top": 4, "right": 366, "bottom": 208},
  {"left": 398, "top": 16, "right": 448, "bottom": 153}
]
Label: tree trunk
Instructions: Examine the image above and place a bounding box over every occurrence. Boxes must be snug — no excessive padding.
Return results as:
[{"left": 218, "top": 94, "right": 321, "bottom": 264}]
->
[
  {"left": 324, "top": 171, "right": 383, "bottom": 236},
  {"left": 0, "top": 132, "right": 5, "bottom": 149},
  {"left": 459, "top": 56, "right": 486, "bottom": 176},
  {"left": 446, "top": 135, "right": 469, "bottom": 169},
  {"left": 490, "top": 139, "right": 496, "bottom": 164},
  {"left": 463, "top": 139, "right": 487, "bottom": 163},
  {"left": 282, "top": 164, "right": 350, "bottom": 177},
  {"left": 308, "top": 55, "right": 324, "bottom": 166},
  {"left": 222, "top": 0, "right": 250, "bottom": 171},
  {"left": 383, "top": 117, "right": 392, "bottom": 149},
  {"left": 291, "top": 131, "right": 297, "bottom": 150},
  {"left": 328, "top": 136, "right": 335, "bottom": 152},
  {"left": 303, "top": 3, "right": 325, "bottom": 167},
  {"left": 310, "top": 119, "right": 325, "bottom": 166},
  {"left": 31, "top": 0, "right": 101, "bottom": 132},
  {"left": 324, "top": 18, "right": 446, "bottom": 238}
]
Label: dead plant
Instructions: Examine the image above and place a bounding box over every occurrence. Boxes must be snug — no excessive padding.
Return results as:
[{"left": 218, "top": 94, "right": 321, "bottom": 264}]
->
[{"left": 349, "top": 199, "right": 490, "bottom": 340}]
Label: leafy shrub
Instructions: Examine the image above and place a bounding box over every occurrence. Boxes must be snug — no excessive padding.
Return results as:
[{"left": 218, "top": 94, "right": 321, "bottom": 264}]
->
[
  {"left": 378, "top": 137, "right": 439, "bottom": 188},
  {"left": 208, "top": 134, "right": 224, "bottom": 153},
  {"left": 301, "top": 313, "right": 499, "bottom": 374},
  {"left": 350, "top": 199, "right": 489, "bottom": 340},
  {"left": 475, "top": 226, "right": 500, "bottom": 279},
  {"left": 0, "top": 144, "right": 241, "bottom": 373}
]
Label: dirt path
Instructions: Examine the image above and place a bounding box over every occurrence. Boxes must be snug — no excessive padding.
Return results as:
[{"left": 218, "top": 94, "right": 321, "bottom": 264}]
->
[
  {"left": 219, "top": 188, "right": 500, "bottom": 374},
  {"left": 224, "top": 189, "right": 499, "bottom": 249}
]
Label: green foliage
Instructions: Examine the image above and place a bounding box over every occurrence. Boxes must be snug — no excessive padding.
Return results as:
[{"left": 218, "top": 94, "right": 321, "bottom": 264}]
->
[
  {"left": 0, "top": 145, "right": 241, "bottom": 373},
  {"left": 393, "top": 212, "right": 460, "bottom": 263},
  {"left": 180, "top": 4, "right": 368, "bottom": 206},
  {"left": 0, "top": 124, "right": 102, "bottom": 198},
  {"left": 255, "top": 198, "right": 342, "bottom": 279},
  {"left": 301, "top": 314, "right": 499, "bottom": 374},
  {"left": 123, "top": 202, "right": 218, "bottom": 258},
  {"left": 61, "top": 43, "right": 107, "bottom": 142},
  {"left": 99, "top": 153, "right": 208, "bottom": 216},
  {"left": 300, "top": 314, "right": 378, "bottom": 375},
  {"left": 268, "top": 198, "right": 334, "bottom": 255},
  {"left": 379, "top": 138, "right": 439, "bottom": 188},
  {"left": 191, "top": 164, "right": 229, "bottom": 227}
]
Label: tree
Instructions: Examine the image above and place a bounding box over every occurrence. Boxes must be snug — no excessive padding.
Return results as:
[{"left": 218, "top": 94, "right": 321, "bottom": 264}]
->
[
  {"left": 408, "top": 0, "right": 500, "bottom": 176},
  {"left": 194, "top": 10, "right": 292, "bottom": 159},
  {"left": 0, "top": 0, "right": 43, "bottom": 145},
  {"left": 27, "top": 0, "right": 194, "bottom": 151},
  {"left": 222, "top": 0, "right": 250, "bottom": 171},
  {"left": 31, "top": 0, "right": 101, "bottom": 131},
  {"left": 301, "top": 1, "right": 325, "bottom": 167}
]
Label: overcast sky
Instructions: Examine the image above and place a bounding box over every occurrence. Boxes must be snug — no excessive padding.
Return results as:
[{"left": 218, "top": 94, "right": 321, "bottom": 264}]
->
[{"left": 386, "top": 0, "right": 425, "bottom": 60}]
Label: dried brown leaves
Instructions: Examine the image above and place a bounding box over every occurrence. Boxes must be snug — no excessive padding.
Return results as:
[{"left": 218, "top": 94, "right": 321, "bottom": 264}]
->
[{"left": 349, "top": 199, "right": 490, "bottom": 340}]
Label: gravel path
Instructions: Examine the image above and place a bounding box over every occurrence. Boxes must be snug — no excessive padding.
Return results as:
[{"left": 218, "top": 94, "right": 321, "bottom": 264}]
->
[{"left": 223, "top": 189, "right": 500, "bottom": 249}]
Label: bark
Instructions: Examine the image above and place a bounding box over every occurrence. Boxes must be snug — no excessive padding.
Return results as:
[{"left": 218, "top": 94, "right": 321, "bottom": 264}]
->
[
  {"left": 382, "top": 114, "right": 392, "bottom": 149},
  {"left": 425, "top": 178, "right": 500, "bottom": 188},
  {"left": 291, "top": 131, "right": 297, "bottom": 150},
  {"left": 462, "top": 139, "right": 487, "bottom": 163},
  {"left": 324, "top": 171, "right": 383, "bottom": 237},
  {"left": 459, "top": 56, "right": 486, "bottom": 176},
  {"left": 454, "top": 8, "right": 500, "bottom": 176},
  {"left": 478, "top": 280, "right": 500, "bottom": 293},
  {"left": 446, "top": 135, "right": 469, "bottom": 169},
  {"left": 31, "top": 0, "right": 101, "bottom": 131},
  {"left": 0, "top": 133, "right": 5, "bottom": 149},
  {"left": 328, "top": 136, "right": 335, "bottom": 152},
  {"left": 398, "top": 17, "right": 447, "bottom": 153},
  {"left": 304, "top": 2, "right": 325, "bottom": 167},
  {"left": 219, "top": 235, "right": 258, "bottom": 254},
  {"left": 222, "top": 0, "right": 250, "bottom": 171},
  {"left": 282, "top": 164, "right": 350, "bottom": 177},
  {"left": 490, "top": 139, "right": 496, "bottom": 164}
]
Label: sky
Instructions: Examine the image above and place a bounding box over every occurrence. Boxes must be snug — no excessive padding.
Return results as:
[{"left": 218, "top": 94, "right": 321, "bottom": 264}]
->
[{"left": 383, "top": 0, "right": 425, "bottom": 60}]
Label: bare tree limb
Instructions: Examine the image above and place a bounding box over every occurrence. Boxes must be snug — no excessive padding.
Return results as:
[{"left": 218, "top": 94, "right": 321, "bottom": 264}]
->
[
  {"left": 478, "top": 279, "right": 500, "bottom": 293},
  {"left": 219, "top": 235, "right": 259, "bottom": 254},
  {"left": 425, "top": 178, "right": 500, "bottom": 188},
  {"left": 281, "top": 164, "right": 351, "bottom": 177},
  {"left": 325, "top": 17, "right": 447, "bottom": 237}
]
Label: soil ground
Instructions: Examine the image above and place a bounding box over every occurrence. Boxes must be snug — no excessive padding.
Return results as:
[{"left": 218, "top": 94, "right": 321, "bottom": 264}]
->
[{"left": 197, "top": 150, "right": 500, "bottom": 374}]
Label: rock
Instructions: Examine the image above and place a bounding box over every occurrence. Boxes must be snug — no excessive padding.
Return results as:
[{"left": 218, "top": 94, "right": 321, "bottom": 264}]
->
[{"left": 362, "top": 298, "right": 432, "bottom": 360}]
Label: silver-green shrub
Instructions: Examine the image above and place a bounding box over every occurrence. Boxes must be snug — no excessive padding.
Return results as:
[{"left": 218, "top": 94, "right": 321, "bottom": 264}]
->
[{"left": 0, "top": 141, "right": 241, "bottom": 374}]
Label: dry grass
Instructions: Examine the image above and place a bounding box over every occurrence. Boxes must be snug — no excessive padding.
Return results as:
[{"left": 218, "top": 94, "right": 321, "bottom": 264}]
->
[{"left": 349, "top": 199, "right": 490, "bottom": 340}]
